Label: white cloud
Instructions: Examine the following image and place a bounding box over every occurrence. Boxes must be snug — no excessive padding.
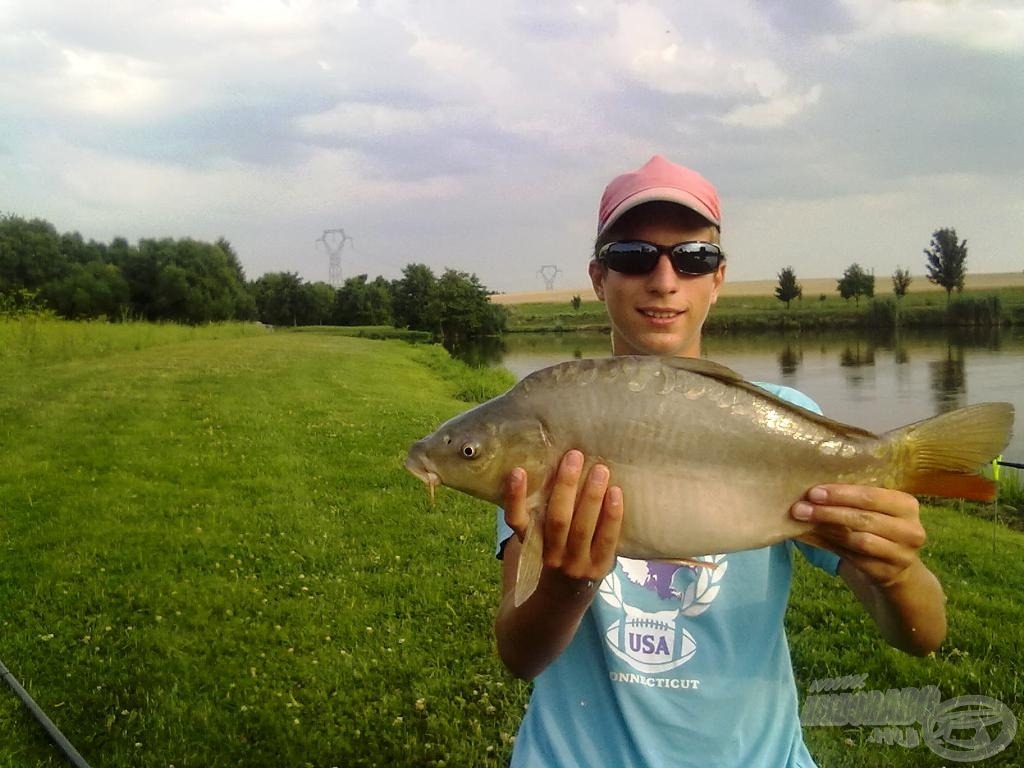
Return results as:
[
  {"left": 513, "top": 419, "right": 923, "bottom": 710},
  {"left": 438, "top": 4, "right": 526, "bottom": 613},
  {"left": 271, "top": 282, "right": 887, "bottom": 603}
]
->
[
  {"left": 841, "top": 0, "right": 1024, "bottom": 52},
  {"left": 722, "top": 84, "right": 823, "bottom": 128},
  {"left": 56, "top": 48, "right": 167, "bottom": 116}
]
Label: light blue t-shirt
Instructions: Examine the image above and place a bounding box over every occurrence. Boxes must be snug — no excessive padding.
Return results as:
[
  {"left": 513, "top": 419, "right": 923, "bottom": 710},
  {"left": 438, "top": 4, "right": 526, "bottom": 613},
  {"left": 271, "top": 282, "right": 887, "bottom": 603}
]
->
[{"left": 495, "top": 383, "right": 840, "bottom": 768}]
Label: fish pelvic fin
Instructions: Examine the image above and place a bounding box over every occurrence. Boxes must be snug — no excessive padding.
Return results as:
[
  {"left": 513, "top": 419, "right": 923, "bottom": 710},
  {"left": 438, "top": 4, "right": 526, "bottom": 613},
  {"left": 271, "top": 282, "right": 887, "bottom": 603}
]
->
[
  {"left": 891, "top": 402, "right": 1014, "bottom": 502},
  {"left": 514, "top": 515, "right": 544, "bottom": 607}
]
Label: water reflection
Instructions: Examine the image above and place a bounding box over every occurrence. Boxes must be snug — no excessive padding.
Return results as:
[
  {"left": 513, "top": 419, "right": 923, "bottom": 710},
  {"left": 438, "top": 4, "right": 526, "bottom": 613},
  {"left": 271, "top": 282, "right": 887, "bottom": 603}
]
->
[
  {"left": 929, "top": 345, "right": 967, "bottom": 413},
  {"left": 778, "top": 342, "right": 801, "bottom": 376},
  {"left": 444, "top": 335, "right": 507, "bottom": 368}
]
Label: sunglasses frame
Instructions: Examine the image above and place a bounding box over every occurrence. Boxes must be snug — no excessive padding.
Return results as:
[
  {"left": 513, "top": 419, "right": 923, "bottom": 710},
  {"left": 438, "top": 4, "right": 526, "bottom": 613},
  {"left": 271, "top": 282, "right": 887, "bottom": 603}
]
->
[{"left": 596, "top": 240, "right": 724, "bottom": 276}]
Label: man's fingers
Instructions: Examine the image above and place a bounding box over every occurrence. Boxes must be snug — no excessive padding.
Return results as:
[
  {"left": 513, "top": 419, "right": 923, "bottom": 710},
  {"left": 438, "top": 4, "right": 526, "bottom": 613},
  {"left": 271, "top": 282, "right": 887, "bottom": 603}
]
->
[
  {"left": 503, "top": 467, "right": 529, "bottom": 541},
  {"left": 804, "top": 485, "right": 919, "bottom": 518},
  {"left": 544, "top": 450, "right": 585, "bottom": 564},
  {"left": 590, "top": 486, "right": 624, "bottom": 569},
  {"left": 564, "top": 463, "right": 611, "bottom": 557}
]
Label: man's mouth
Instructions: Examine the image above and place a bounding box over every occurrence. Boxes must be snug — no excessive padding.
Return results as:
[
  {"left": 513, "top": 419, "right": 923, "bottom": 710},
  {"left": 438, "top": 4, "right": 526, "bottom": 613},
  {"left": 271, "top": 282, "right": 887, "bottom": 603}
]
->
[{"left": 640, "top": 308, "right": 683, "bottom": 319}]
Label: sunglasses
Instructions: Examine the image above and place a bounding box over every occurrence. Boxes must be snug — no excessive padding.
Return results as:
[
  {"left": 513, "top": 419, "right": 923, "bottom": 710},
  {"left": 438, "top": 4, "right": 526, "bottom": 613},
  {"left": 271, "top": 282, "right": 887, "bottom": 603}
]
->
[{"left": 596, "top": 240, "right": 723, "bottom": 276}]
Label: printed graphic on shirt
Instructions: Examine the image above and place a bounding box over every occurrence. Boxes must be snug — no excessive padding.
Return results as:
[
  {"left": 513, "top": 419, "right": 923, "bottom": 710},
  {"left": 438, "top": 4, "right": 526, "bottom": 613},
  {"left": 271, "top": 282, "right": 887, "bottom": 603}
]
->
[{"left": 599, "top": 554, "right": 727, "bottom": 674}]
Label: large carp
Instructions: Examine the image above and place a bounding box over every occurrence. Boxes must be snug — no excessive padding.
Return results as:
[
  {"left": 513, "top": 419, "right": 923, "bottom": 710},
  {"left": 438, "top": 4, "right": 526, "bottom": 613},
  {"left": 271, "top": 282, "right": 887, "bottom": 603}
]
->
[{"left": 405, "top": 356, "right": 1014, "bottom": 605}]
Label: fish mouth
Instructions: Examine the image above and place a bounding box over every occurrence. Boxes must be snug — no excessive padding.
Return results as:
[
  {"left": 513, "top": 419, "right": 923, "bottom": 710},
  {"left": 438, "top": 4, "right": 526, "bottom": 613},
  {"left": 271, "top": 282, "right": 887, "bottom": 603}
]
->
[{"left": 404, "top": 453, "right": 440, "bottom": 503}]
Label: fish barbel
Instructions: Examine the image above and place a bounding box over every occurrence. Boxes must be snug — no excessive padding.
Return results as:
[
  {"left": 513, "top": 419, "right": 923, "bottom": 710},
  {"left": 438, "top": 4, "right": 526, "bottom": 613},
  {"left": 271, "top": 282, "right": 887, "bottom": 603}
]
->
[{"left": 405, "top": 356, "right": 1014, "bottom": 605}]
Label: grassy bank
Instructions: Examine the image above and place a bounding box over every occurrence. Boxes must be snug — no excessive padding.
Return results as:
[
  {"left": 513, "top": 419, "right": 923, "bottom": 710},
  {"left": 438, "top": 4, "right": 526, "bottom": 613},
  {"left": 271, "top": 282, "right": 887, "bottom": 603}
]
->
[
  {"left": 0, "top": 320, "right": 1020, "bottom": 766},
  {"left": 505, "top": 286, "right": 1024, "bottom": 333}
]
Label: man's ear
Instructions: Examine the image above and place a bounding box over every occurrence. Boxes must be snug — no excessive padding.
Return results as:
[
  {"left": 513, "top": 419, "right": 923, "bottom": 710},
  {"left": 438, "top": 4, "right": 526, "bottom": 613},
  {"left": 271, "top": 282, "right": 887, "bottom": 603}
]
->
[
  {"left": 709, "top": 261, "right": 727, "bottom": 305},
  {"left": 588, "top": 259, "right": 606, "bottom": 301}
]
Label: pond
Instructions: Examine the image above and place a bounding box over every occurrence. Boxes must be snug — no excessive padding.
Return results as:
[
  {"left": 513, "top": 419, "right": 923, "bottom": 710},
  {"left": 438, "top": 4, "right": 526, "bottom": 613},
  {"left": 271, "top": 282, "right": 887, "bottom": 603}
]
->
[{"left": 450, "top": 327, "right": 1024, "bottom": 464}]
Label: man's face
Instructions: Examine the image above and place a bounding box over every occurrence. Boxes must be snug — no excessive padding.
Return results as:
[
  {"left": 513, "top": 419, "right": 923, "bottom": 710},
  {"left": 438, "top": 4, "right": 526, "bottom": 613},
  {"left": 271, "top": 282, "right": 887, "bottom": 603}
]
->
[{"left": 589, "top": 202, "right": 725, "bottom": 358}]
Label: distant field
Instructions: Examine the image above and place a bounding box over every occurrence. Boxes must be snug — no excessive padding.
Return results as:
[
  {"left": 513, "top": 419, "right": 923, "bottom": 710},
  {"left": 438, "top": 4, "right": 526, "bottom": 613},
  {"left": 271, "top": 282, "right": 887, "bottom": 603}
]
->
[{"left": 491, "top": 271, "right": 1024, "bottom": 305}]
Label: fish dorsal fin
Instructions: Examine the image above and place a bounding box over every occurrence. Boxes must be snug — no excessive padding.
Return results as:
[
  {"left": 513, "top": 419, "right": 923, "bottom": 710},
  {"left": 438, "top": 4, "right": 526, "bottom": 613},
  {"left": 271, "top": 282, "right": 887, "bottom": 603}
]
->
[
  {"left": 660, "top": 355, "right": 746, "bottom": 383},
  {"left": 661, "top": 355, "right": 879, "bottom": 440}
]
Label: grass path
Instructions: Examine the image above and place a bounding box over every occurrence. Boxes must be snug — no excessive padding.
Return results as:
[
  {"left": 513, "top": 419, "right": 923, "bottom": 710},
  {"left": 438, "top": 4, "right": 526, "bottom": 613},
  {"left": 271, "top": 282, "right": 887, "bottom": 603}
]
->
[{"left": 0, "top": 325, "right": 1020, "bottom": 766}]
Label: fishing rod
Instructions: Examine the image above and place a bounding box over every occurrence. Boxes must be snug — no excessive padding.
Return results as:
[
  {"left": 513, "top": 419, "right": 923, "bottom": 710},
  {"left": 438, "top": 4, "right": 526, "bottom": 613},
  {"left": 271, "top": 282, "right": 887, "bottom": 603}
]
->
[
  {"left": 996, "top": 459, "right": 1024, "bottom": 470},
  {"left": 0, "top": 657, "right": 92, "bottom": 768}
]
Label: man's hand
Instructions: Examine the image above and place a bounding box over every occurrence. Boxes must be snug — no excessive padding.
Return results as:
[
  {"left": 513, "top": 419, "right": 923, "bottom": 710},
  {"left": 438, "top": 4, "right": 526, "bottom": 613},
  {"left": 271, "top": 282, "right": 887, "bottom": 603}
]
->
[
  {"left": 495, "top": 450, "right": 623, "bottom": 679},
  {"left": 792, "top": 484, "right": 946, "bottom": 655},
  {"left": 503, "top": 449, "right": 623, "bottom": 585},
  {"left": 792, "top": 484, "right": 925, "bottom": 588}
]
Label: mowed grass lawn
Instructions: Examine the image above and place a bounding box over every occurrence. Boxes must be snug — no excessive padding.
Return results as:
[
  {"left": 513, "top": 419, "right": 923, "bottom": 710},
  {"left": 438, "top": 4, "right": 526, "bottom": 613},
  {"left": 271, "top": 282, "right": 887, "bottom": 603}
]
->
[{"left": 1, "top": 321, "right": 1021, "bottom": 767}]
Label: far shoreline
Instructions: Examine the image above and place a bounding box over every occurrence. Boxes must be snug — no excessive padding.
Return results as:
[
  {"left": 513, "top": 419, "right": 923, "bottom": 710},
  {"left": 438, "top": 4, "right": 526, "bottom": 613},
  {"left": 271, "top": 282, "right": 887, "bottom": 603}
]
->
[{"left": 490, "top": 272, "right": 1024, "bottom": 306}]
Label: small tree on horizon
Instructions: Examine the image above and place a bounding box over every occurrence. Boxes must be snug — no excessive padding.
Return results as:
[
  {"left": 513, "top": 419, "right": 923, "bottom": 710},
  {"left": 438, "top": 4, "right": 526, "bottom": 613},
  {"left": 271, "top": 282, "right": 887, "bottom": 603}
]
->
[
  {"left": 892, "top": 266, "right": 912, "bottom": 300},
  {"left": 837, "top": 263, "right": 875, "bottom": 306},
  {"left": 774, "top": 266, "right": 802, "bottom": 309},
  {"left": 924, "top": 227, "right": 967, "bottom": 304}
]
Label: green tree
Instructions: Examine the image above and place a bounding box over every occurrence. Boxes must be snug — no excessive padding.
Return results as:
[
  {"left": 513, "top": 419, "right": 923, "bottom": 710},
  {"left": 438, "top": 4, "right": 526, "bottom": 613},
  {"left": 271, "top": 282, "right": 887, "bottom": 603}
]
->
[
  {"left": 43, "top": 260, "right": 130, "bottom": 319},
  {"left": 303, "top": 281, "right": 336, "bottom": 325},
  {"left": 0, "top": 214, "right": 67, "bottom": 294},
  {"left": 924, "top": 228, "right": 967, "bottom": 304},
  {"left": 892, "top": 266, "right": 912, "bottom": 300},
  {"left": 431, "top": 269, "right": 507, "bottom": 343},
  {"left": 392, "top": 263, "right": 439, "bottom": 332},
  {"left": 774, "top": 266, "right": 802, "bottom": 309},
  {"left": 252, "top": 272, "right": 307, "bottom": 326},
  {"left": 837, "top": 263, "right": 875, "bottom": 306},
  {"left": 333, "top": 274, "right": 393, "bottom": 326}
]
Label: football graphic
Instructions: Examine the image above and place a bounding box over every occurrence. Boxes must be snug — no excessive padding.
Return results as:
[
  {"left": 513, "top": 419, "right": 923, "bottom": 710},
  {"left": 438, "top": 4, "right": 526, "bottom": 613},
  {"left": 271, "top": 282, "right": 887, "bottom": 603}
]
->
[{"left": 605, "top": 613, "right": 697, "bottom": 674}]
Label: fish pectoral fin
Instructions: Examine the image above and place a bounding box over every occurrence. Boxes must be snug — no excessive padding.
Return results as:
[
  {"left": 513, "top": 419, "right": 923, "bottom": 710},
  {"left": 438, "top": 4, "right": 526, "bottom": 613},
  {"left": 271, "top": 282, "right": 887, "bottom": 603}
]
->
[
  {"left": 514, "top": 516, "right": 544, "bottom": 607},
  {"left": 652, "top": 557, "right": 718, "bottom": 570}
]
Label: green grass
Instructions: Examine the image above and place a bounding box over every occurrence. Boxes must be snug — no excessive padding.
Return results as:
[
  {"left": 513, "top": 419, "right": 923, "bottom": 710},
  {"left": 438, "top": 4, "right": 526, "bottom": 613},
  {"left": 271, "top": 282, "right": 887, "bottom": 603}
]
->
[
  {"left": 0, "top": 322, "right": 523, "bottom": 767},
  {"left": 0, "top": 319, "right": 1020, "bottom": 767}
]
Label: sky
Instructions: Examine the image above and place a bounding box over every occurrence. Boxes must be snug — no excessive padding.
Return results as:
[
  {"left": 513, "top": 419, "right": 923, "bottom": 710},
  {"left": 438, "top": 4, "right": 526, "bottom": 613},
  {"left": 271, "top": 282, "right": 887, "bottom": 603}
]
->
[{"left": 2, "top": 0, "right": 1022, "bottom": 294}]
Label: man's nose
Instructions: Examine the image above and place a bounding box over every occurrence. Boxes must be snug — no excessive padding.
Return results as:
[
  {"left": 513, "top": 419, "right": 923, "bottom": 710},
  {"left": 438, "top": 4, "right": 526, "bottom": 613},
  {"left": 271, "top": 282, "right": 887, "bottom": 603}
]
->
[{"left": 644, "top": 253, "right": 678, "bottom": 292}]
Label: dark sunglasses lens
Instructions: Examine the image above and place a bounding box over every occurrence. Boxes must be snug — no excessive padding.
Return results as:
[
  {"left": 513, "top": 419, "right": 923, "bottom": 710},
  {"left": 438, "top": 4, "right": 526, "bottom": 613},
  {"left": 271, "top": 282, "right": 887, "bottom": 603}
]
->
[
  {"left": 602, "top": 242, "right": 659, "bottom": 274},
  {"left": 670, "top": 244, "right": 721, "bottom": 275}
]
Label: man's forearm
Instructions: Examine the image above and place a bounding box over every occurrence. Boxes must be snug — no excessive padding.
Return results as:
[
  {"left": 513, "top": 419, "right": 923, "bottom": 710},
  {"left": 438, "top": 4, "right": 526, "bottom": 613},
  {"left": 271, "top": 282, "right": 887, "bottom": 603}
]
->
[
  {"left": 841, "top": 558, "right": 947, "bottom": 656},
  {"left": 495, "top": 542, "right": 599, "bottom": 679}
]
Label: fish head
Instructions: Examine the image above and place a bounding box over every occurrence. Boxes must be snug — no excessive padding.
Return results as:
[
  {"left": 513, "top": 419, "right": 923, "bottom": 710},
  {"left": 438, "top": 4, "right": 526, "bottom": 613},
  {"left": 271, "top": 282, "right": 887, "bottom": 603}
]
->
[{"left": 405, "top": 403, "right": 553, "bottom": 505}]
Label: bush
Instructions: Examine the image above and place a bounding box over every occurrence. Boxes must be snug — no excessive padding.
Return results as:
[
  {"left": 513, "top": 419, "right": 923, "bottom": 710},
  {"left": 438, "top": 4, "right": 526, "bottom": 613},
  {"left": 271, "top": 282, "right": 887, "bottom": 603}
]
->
[
  {"left": 948, "top": 295, "right": 1002, "bottom": 326},
  {"left": 863, "top": 298, "right": 897, "bottom": 329}
]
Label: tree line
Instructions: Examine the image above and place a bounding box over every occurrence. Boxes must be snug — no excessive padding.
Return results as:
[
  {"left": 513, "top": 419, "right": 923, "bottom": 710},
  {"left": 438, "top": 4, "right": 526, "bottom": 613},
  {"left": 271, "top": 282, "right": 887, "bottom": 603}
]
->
[
  {"left": 0, "top": 214, "right": 506, "bottom": 341},
  {"left": 774, "top": 227, "right": 971, "bottom": 308}
]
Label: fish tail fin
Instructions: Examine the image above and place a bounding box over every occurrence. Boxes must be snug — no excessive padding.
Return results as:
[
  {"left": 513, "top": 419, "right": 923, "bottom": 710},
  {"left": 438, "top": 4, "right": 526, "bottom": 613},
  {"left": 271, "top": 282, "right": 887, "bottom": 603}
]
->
[
  {"left": 890, "top": 402, "right": 1014, "bottom": 502},
  {"left": 514, "top": 515, "right": 544, "bottom": 607}
]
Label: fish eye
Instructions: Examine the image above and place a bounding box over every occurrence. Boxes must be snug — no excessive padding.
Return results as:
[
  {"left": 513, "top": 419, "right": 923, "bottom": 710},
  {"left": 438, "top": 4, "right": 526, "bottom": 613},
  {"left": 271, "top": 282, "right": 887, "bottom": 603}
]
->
[{"left": 460, "top": 442, "right": 480, "bottom": 459}]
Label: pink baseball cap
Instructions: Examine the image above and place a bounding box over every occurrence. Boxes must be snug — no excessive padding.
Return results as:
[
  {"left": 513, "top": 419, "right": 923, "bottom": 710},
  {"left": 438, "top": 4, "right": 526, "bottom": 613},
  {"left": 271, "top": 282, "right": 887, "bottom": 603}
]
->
[{"left": 597, "top": 155, "right": 721, "bottom": 236}]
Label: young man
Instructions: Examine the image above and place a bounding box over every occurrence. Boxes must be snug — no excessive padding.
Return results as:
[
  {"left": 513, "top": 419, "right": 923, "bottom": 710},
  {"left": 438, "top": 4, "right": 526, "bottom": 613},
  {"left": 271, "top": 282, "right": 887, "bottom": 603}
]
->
[{"left": 494, "top": 156, "right": 947, "bottom": 766}]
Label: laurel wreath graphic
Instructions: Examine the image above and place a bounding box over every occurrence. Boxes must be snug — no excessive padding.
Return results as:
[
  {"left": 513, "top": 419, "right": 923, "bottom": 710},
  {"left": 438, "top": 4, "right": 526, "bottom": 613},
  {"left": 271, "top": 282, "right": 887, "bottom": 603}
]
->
[
  {"left": 599, "top": 568, "right": 625, "bottom": 610},
  {"left": 599, "top": 554, "right": 728, "bottom": 616},
  {"left": 680, "top": 554, "right": 728, "bottom": 616}
]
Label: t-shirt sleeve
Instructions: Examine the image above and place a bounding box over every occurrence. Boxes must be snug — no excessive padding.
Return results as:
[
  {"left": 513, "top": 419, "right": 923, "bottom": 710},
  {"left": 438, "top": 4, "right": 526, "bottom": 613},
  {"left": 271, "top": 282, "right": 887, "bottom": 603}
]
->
[{"left": 793, "top": 539, "right": 841, "bottom": 576}]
